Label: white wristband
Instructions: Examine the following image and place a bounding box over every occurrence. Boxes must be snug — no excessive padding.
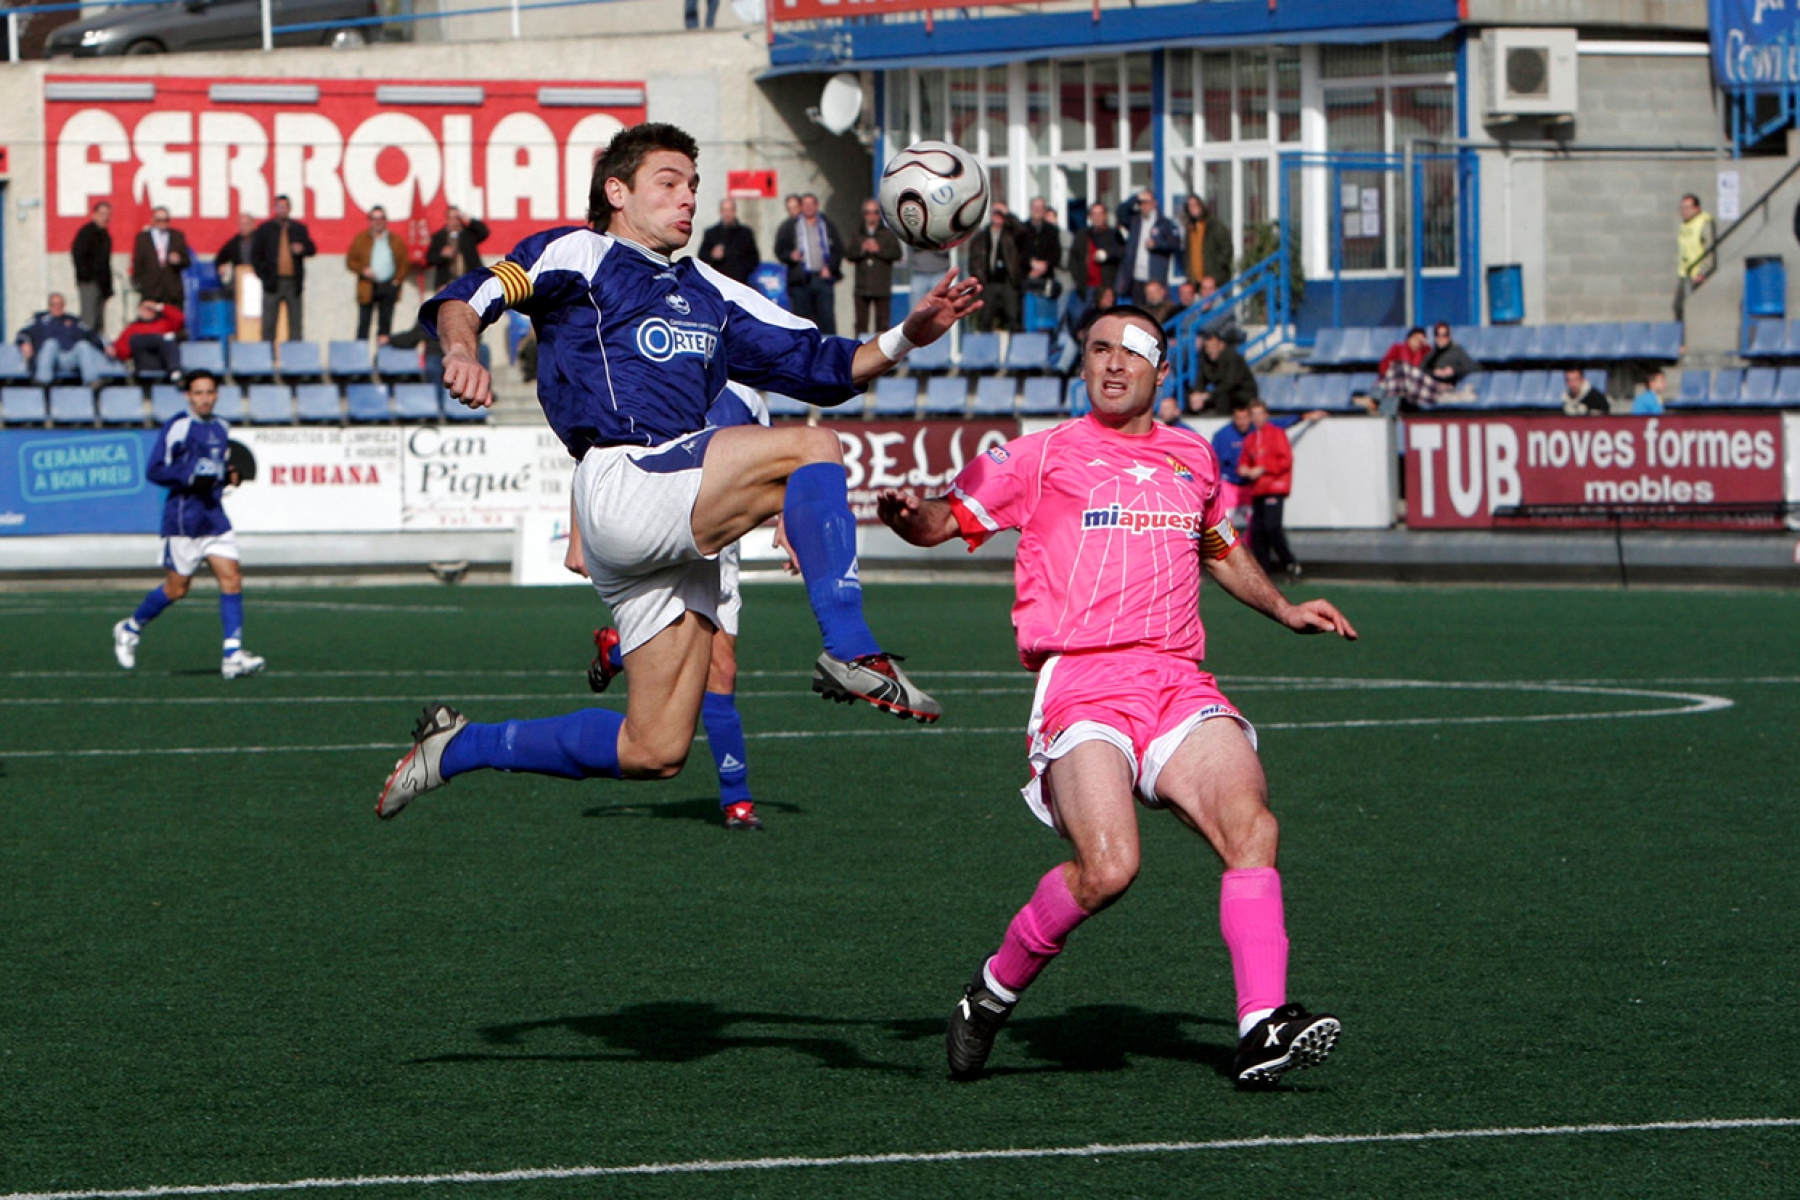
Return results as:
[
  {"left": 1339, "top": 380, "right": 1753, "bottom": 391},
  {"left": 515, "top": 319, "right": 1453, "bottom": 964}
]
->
[{"left": 877, "top": 324, "right": 916, "bottom": 362}]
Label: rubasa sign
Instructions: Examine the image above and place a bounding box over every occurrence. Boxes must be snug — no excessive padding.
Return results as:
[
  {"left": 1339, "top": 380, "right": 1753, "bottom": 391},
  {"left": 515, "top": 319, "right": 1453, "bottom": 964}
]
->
[
  {"left": 1404, "top": 414, "right": 1785, "bottom": 529},
  {"left": 818, "top": 419, "right": 1014, "bottom": 522},
  {"left": 47, "top": 76, "right": 646, "bottom": 257}
]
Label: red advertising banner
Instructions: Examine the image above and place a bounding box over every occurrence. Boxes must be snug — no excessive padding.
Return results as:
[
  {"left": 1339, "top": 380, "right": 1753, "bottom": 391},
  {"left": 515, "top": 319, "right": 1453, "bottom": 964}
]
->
[
  {"left": 818, "top": 419, "right": 1015, "bottom": 522},
  {"left": 1404, "top": 415, "right": 1785, "bottom": 529},
  {"left": 46, "top": 76, "right": 646, "bottom": 257}
]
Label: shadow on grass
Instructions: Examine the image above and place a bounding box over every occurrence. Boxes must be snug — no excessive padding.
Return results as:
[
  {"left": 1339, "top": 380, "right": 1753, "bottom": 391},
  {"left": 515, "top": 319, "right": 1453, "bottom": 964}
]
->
[
  {"left": 887, "top": 1004, "right": 1239, "bottom": 1080},
  {"left": 579, "top": 797, "right": 805, "bottom": 825}
]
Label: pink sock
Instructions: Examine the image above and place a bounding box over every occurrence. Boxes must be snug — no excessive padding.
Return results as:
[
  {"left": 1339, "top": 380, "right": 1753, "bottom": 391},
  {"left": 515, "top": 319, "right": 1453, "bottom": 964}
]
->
[
  {"left": 1219, "top": 867, "right": 1289, "bottom": 1022},
  {"left": 988, "top": 864, "right": 1090, "bottom": 994}
]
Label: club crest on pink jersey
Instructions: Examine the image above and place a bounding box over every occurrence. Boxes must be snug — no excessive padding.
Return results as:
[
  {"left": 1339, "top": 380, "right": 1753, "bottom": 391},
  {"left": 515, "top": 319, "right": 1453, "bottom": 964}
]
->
[
  {"left": 1164, "top": 454, "right": 1194, "bottom": 482},
  {"left": 986, "top": 445, "right": 1010, "bottom": 464}
]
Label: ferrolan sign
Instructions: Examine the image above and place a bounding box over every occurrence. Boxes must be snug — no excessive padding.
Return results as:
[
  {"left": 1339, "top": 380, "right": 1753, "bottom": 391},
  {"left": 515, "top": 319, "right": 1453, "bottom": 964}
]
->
[
  {"left": 46, "top": 76, "right": 646, "bottom": 255},
  {"left": 1711, "top": 0, "right": 1800, "bottom": 89}
]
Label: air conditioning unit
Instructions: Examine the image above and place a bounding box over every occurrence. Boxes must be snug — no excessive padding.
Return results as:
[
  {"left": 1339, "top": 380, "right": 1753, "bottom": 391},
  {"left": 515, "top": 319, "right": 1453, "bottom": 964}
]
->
[{"left": 1484, "top": 28, "right": 1578, "bottom": 120}]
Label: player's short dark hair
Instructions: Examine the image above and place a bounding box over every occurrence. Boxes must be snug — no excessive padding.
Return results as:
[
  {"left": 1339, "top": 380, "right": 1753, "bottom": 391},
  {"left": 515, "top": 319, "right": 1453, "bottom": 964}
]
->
[
  {"left": 587, "top": 123, "right": 701, "bottom": 228},
  {"left": 1079, "top": 304, "right": 1169, "bottom": 363},
  {"left": 183, "top": 369, "right": 218, "bottom": 393}
]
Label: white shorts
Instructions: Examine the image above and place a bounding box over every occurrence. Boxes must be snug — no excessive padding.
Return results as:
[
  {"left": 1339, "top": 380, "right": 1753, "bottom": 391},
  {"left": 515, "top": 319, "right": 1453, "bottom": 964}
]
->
[
  {"left": 716, "top": 541, "right": 742, "bottom": 638},
  {"left": 161, "top": 531, "right": 239, "bottom": 578},
  {"left": 574, "top": 429, "right": 721, "bottom": 655}
]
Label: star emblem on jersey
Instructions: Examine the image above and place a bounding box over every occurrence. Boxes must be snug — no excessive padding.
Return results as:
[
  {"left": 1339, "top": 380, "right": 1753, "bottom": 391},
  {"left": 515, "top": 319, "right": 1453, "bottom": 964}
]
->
[{"left": 1124, "top": 463, "right": 1157, "bottom": 484}]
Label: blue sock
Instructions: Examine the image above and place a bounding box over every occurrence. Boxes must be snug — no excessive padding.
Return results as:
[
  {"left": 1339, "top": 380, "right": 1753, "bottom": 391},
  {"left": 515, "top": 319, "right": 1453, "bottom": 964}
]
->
[
  {"left": 701, "top": 690, "right": 752, "bottom": 806},
  {"left": 129, "top": 585, "right": 172, "bottom": 632},
  {"left": 439, "top": 708, "right": 624, "bottom": 781},
  {"left": 783, "top": 462, "right": 881, "bottom": 660},
  {"left": 220, "top": 592, "right": 244, "bottom": 651}
]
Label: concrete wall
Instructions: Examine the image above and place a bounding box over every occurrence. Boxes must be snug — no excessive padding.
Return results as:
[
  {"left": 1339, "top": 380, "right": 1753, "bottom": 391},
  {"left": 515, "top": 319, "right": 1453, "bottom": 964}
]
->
[{"left": 0, "top": 31, "right": 873, "bottom": 344}]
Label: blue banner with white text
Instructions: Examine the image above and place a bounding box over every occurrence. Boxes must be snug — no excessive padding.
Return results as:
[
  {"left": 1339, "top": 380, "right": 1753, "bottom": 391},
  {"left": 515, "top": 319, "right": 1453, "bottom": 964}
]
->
[
  {"left": 0, "top": 429, "right": 164, "bottom": 536},
  {"left": 1713, "top": 0, "right": 1800, "bottom": 89}
]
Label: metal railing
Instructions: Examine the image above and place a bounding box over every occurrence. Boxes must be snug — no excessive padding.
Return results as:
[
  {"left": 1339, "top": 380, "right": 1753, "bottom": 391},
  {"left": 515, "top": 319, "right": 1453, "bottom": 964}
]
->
[{"left": 1167, "top": 241, "right": 1290, "bottom": 403}]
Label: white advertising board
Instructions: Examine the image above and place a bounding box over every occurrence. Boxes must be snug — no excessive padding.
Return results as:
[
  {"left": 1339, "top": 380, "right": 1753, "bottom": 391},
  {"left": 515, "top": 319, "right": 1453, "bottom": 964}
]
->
[
  {"left": 228, "top": 427, "right": 404, "bottom": 532},
  {"left": 400, "top": 425, "right": 574, "bottom": 530}
]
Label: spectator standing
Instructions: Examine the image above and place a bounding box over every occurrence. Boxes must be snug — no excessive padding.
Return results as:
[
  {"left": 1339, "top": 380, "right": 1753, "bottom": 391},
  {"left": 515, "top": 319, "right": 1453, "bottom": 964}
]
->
[
  {"left": 1115, "top": 189, "right": 1181, "bottom": 305},
  {"left": 684, "top": 0, "right": 718, "bottom": 28},
  {"left": 1182, "top": 194, "right": 1233, "bottom": 288},
  {"left": 1066, "top": 202, "right": 1116, "bottom": 311},
  {"left": 429, "top": 206, "right": 491, "bottom": 292},
  {"left": 1021, "top": 196, "right": 1063, "bottom": 293},
  {"left": 697, "top": 198, "right": 760, "bottom": 285},
  {"left": 1563, "top": 368, "right": 1609, "bottom": 416},
  {"left": 843, "top": 198, "right": 903, "bottom": 335},
  {"left": 774, "top": 193, "right": 844, "bottom": 334},
  {"left": 250, "top": 195, "right": 317, "bottom": 343},
  {"left": 15, "top": 292, "right": 107, "bottom": 385},
  {"left": 1239, "top": 397, "right": 1300, "bottom": 582},
  {"left": 130, "top": 207, "right": 191, "bottom": 307},
  {"left": 1189, "top": 329, "right": 1257, "bottom": 415},
  {"left": 72, "top": 201, "right": 115, "bottom": 334},
  {"left": 112, "top": 298, "right": 185, "bottom": 379},
  {"left": 347, "top": 206, "right": 408, "bottom": 342},
  {"left": 966, "top": 202, "right": 1026, "bottom": 332},
  {"left": 1632, "top": 369, "right": 1667, "bottom": 415},
  {"left": 1673, "top": 193, "right": 1714, "bottom": 325},
  {"left": 215, "top": 213, "right": 257, "bottom": 288}
]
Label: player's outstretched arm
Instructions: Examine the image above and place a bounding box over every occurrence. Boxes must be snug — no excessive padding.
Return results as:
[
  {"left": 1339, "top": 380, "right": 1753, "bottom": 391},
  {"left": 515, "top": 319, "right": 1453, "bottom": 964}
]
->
[
  {"left": 436, "top": 300, "right": 494, "bottom": 410},
  {"left": 850, "top": 270, "right": 983, "bottom": 385},
  {"left": 876, "top": 488, "right": 961, "bottom": 547},
  {"left": 1205, "top": 542, "right": 1358, "bottom": 640}
]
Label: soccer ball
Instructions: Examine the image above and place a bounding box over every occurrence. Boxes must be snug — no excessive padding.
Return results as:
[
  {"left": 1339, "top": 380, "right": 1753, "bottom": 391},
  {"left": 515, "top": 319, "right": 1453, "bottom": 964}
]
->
[{"left": 878, "top": 141, "right": 991, "bottom": 253}]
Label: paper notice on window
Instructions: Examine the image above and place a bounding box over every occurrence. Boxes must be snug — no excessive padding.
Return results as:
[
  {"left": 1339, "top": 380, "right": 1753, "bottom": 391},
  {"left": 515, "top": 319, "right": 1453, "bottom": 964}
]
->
[
  {"left": 1360, "top": 211, "right": 1381, "bottom": 237},
  {"left": 1341, "top": 183, "right": 1360, "bottom": 211},
  {"left": 1344, "top": 212, "right": 1362, "bottom": 240},
  {"left": 1361, "top": 187, "right": 1381, "bottom": 213}
]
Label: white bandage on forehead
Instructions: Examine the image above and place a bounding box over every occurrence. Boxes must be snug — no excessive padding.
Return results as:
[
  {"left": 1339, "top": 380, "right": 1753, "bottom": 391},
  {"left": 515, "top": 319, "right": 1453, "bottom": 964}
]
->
[{"left": 1120, "top": 323, "right": 1163, "bottom": 368}]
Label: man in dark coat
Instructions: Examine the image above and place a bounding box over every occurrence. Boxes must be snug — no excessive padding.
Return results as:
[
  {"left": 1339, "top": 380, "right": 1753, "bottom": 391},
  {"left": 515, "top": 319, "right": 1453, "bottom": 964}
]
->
[
  {"left": 214, "top": 213, "right": 257, "bottom": 288},
  {"left": 772, "top": 192, "right": 844, "bottom": 334},
  {"left": 843, "top": 198, "right": 904, "bottom": 335},
  {"left": 130, "top": 206, "right": 191, "bottom": 307},
  {"left": 697, "top": 198, "right": 760, "bottom": 285},
  {"left": 428, "top": 206, "right": 491, "bottom": 293},
  {"left": 249, "top": 194, "right": 317, "bottom": 342},
  {"left": 72, "top": 201, "right": 114, "bottom": 333},
  {"left": 1066, "top": 202, "right": 1116, "bottom": 310},
  {"left": 1021, "top": 196, "right": 1063, "bottom": 293},
  {"left": 1187, "top": 329, "right": 1258, "bottom": 415},
  {"left": 1114, "top": 190, "right": 1181, "bottom": 305},
  {"left": 964, "top": 202, "right": 1026, "bottom": 332}
]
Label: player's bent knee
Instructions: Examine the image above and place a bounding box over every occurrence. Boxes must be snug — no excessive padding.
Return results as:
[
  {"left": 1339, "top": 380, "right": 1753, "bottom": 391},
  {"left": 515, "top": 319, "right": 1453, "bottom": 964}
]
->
[
  {"left": 794, "top": 424, "right": 844, "bottom": 467},
  {"left": 1073, "top": 855, "right": 1140, "bottom": 909},
  {"left": 1219, "top": 805, "right": 1280, "bottom": 870}
]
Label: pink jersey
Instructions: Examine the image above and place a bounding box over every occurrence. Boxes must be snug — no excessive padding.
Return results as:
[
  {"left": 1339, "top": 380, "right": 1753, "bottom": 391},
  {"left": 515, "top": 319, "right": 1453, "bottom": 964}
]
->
[{"left": 947, "top": 414, "right": 1238, "bottom": 669}]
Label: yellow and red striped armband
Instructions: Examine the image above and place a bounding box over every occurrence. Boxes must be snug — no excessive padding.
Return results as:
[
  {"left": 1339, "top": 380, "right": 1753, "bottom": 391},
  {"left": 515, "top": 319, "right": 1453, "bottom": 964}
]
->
[
  {"left": 490, "top": 260, "right": 532, "bottom": 307},
  {"left": 1200, "top": 518, "right": 1238, "bottom": 561}
]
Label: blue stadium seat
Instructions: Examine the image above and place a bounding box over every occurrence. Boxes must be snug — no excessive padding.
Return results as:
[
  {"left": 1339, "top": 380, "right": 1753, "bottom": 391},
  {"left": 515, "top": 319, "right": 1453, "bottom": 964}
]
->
[
  {"left": 97, "top": 385, "right": 146, "bottom": 424},
  {"left": 1523, "top": 325, "right": 1560, "bottom": 361},
  {"left": 277, "top": 341, "right": 324, "bottom": 381},
  {"left": 1746, "top": 318, "right": 1786, "bottom": 357},
  {"left": 375, "top": 344, "right": 425, "bottom": 382},
  {"left": 212, "top": 384, "right": 245, "bottom": 422},
  {"left": 2, "top": 385, "right": 46, "bottom": 423},
  {"left": 1293, "top": 373, "right": 1330, "bottom": 411},
  {"left": 294, "top": 384, "right": 342, "bottom": 422},
  {"left": 872, "top": 376, "right": 917, "bottom": 417},
  {"left": 48, "top": 386, "right": 95, "bottom": 424},
  {"left": 959, "top": 332, "right": 1002, "bottom": 373},
  {"left": 972, "top": 376, "right": 1016, "bottom": 415},
  {"left": 1585, "top": 369, "right": 1608, "bottom": 396},
  {"left": 1589, "top": 323, "right": 1626, "bottom": 359},
  {"left": 1442, "top": 372, "right": 1484, "bottom": 410},
  {"left": 1260, "top": 374, "right": 1298, "bottom": 409},
  {"left": 1514, "top": 370, "right": 1556, "bottom": 407},
  {"left": 1787, "top": 320, "right": 1800, "bottom": 358},
  {"left": 1065, "top": 377, "right": 1090, "bottom": 415},
  {"left": 179, "top": 340, "right": 226, "bottom": 377},
  {"left": 764, "top": 392, "right": 812, "bottom": 418},
  {"left": 1336, "top": 326, "right": 1375, "bottom": 364},
  {"left": 1002, "top": 332, "right": 1051, "bottom": 373},
  {"left": 1710, "top": 368, "right": 1743, "bottom": 404},
  {"left": 922, "top": 376, "right": 968, "bottom": 415},
  {"left": 1450, "top": 325, "right": 1487, "bottom": 361},
  {"left": 1740, "top": 366, "right": 1778, "bottom": 405},
  {"left": 228, "top": 340, "right": 277, "bottom": 383},
  {"left": 1018, "top": 375, "right": 1062, "bottom": 415},
  {"left": 246, "top": 384, "right": 293, "bottom": 423},
  {"left": 1309, "top": 326, "right": 1345, "bottom": 366},
  {"left": 1484, "top": 372, "right": 1520, "bottom": 407},
  {"left": 328, "top": 340, "right": 374, "bottom": 382},
  {"left": 1346, "top": 370, "right": 1378, "bottom": 401},
  {"left": 392, "top": 383, "right": 442, "bottom": 420},
  {"left": 0, "top": 344, "right": 30, "bottom": 383},
  {"left": 150, "top": 385, "right": 187, "bottom": 422},
  {"left": 442, "top": 386, "right": 488, "bottom": 421},
  {"left": 1778, "top": 367, "right": 1800, "bottom": 405},
  {"left": 1618, "top": 322, "right": 1658, "bottom": 360},
  {"left": 92, "top": 354, "right": 132, "bottom": 385},
  {"left": 1489, "top": 325, "right": 1530, "bottom": 363},
  {"left": 1647, "top": 322, "right": 1683, "bottom": 360},
  {"left": 1673, "top": 370, "right": 1710, "bottom": 407},
  {"left": 905, "top": 337, "right": 952, "bottom": 373},
  {"left": 345, "top": 383, "right": 391, "bottom": 421},
  {"left": 1312, "top": 373, "right": 1354, "bottom": 411}
]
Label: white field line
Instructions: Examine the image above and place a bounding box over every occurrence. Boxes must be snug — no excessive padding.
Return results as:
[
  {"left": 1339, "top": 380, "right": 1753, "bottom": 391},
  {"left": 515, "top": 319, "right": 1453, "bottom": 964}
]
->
[
  {"left": 1, "top": 1117, "right": 1795, "bottom": 1200},
  {"left": 6, "top": 669, "right": 1800, "bottom": 685}
]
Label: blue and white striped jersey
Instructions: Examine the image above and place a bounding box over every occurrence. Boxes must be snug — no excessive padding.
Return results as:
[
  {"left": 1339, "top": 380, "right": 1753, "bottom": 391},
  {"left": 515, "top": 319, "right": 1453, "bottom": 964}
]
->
[
  {"left": 421, "top": 227, "right": 860, "bottom": 458},
  {"left": 145, "top": 411, "right": 232, "bottom": 538}
]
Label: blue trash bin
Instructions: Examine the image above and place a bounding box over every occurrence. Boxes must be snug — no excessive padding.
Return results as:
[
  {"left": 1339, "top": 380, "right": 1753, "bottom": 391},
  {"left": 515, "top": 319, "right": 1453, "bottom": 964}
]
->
[
  {"left": 1745, "top": 255, "right": 1786, "bottom": 318},
  {"left": 1487, "top": 264, "right": 1524, "bottom": 325}
]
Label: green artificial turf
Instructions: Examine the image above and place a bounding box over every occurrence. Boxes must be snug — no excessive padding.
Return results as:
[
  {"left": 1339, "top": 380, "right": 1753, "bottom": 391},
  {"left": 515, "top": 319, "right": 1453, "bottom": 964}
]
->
[{"left": 0, "top": 581, "right": 1796, "bottom": 1198}]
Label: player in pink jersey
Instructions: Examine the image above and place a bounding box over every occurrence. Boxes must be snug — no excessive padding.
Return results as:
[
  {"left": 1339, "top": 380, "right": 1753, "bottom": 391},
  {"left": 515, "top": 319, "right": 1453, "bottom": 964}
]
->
[{"left": 879, "top": 307, "right": 1358, "bottom": 1088}]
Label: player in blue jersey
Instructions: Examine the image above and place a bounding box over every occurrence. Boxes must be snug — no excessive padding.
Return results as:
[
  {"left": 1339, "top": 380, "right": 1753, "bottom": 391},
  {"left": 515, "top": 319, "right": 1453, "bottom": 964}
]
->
[
  {"left": 376, "top": 123, "right": 980, "bottom": 818},
  {"left": 112, "top": 370, "right": 266, "bottom": 679}
]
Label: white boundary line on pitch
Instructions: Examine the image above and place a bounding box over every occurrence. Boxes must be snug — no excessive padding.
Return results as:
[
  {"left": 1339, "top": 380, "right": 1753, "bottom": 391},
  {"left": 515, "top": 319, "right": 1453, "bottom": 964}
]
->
[{"left": 2, "top": 1117, "right": 1795, "bottom": 1199}]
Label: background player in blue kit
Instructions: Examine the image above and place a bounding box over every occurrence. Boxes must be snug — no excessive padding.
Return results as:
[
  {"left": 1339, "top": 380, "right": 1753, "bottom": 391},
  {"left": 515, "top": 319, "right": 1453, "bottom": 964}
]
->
[
  {"left": 112, "top": 370, "right": 266, "bottom": 680},
  {"left": 376, "top": 122, "right": 981, "bottom": 818}
]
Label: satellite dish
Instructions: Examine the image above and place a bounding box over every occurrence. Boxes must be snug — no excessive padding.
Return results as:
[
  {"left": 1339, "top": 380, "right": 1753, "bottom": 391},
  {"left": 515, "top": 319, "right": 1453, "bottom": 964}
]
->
[{"left": 815, "top": 74, "right": 864, "bottom": 136}]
